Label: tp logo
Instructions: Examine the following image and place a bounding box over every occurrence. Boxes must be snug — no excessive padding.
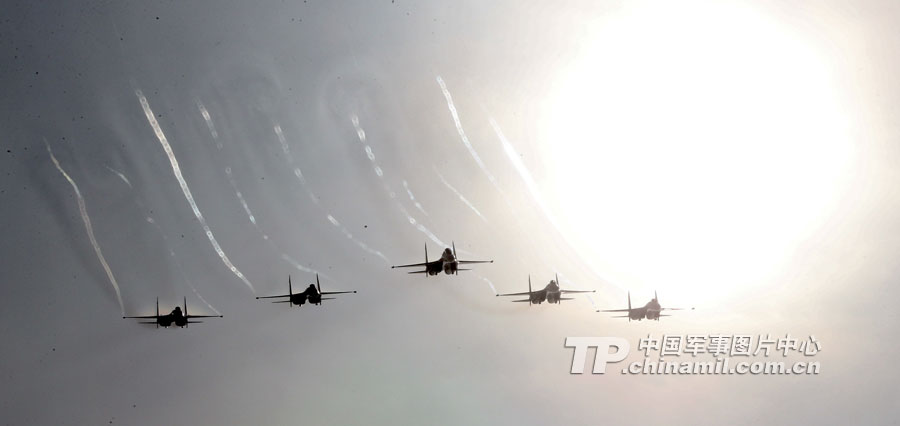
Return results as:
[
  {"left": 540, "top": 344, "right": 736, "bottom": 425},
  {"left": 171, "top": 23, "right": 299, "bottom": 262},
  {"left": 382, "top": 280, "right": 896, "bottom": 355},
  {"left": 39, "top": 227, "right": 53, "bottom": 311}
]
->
[{"left": 565, "top": 337, "right": 630, "bottom": 374}]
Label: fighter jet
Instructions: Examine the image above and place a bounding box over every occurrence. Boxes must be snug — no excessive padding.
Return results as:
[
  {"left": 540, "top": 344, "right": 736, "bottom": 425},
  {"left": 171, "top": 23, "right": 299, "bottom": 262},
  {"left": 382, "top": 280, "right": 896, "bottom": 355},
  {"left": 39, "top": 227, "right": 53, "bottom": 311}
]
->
[
  {"left": 391, "top": 241, "right": 493, "bottom": 276},
  {"left": 496, "top": 274, "right": 595, "bottom": 304},
  {"left": 256, "top": 274, "right": 356, "bottom": 307},
  {"left": 598, "top": 291, "right": 691, "bottom": 321},
  {"left": 123, "top": 297, "right": 222, "bottom": 328}
]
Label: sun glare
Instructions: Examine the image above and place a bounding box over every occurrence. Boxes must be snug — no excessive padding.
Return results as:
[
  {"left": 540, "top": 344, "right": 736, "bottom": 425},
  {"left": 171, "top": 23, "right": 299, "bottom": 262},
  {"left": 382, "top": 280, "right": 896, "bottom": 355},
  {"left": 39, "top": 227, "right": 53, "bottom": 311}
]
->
[{"left": 541, "top": 1, "right": 851, "bottom": 305}]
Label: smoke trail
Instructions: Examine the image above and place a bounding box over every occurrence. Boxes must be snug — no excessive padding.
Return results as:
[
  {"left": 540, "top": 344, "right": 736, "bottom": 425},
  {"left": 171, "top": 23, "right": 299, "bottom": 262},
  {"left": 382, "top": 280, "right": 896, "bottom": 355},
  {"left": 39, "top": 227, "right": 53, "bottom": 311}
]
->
[
  {"left": 46, "top": 142, "right": 125, "bottom": 314},
  {"left": 186, "top": 278, "right": 222, "bottom": 316},
  {"left": 197, "top": 102, "right": 318, "bottom": 276},
  {"left": 489, "top": 118, "right": 563, "bottom": 234},
  {"left": 395, "top": 203, "right": 447, "bottom": 247},
  {"left": 144, "top": 217, "right": 222, "bottom": 315},
  {"left": 436, "top": 76, "right": 501, "bottom": 191},
  {"left": 107, "top": 136, "right": 223, "bottom": 314},
  {"left": 351, "top": 115, "right": 387, "bottom": 178},
  {"left": 350, "top": 114, "right": 454, "bottom": 248},
  {"left": 273, "top": 124, "right": 294, "bottom": 163},
  {"left": 272, "top": 121, "right": 390, "bottom": 263},
  {"left": 433, "top": 167, "right": 488, "bottom": 223},
  {"left": 195, "top": 102, "right": 318, "bottom": 279},
  {"left": 225, "top": 167, "right": 256, "bottom": 225},
  {"left": 280, "top": 254, "right": 333, "bottom": 281},
  {"left": 136, "top": 89, "right": 255, "bottom": 293},
  {"left": 273, "top": 123, "right": 321, "bottom": 206},
  {"left": 196, "top": 99, "right": 222, "bottom": 149},
  {"left": 402, "top": 180, "right": 428, "bottom": 216},
  {"left": 104, "top": 165, "right": 133, "bottom": 188},
  {"left": 326, "top": 214, "right": 391, "bottom": 263},
  {"left": 481, "top": 276, "right": 498, "bottom": 295},
  {"left": 490, "top": 117, "right": 616, "bottom": 283},
  {"left": 584, "top": 294, "right": 599, "bottom": 311}
]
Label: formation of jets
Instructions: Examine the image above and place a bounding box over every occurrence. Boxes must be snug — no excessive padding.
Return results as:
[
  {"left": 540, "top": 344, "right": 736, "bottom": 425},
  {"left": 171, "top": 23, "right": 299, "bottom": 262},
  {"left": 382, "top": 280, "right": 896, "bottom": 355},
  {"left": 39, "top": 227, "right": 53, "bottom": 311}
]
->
[{"left": 124, "top": 242, "right": 693, "bottom": 328}]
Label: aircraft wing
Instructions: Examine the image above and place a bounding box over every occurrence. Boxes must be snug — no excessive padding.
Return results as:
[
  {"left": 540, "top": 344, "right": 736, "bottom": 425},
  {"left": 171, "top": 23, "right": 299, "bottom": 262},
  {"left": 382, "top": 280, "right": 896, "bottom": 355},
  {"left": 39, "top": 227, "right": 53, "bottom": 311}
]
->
[
  {"left": 599, "top": 308, "right": 630, "bottom": 312},
  {"left": 458, "top": 260, "right": 493, "bottom": 265},
  {"left": 187, "top": 314, "right": 222, "bottom": 319},
  {"left": 256, "top": 294, "right": 292, "bottom": 299},
  {"left": 391, "top": 261, "right": 430, "bottom": 269},
  {"left": 511, "top": 299, "right": 532, "bottom": 303},
  {"left": 408, "top": 270, "right": 428, "bottom": 274},
  {"left": 496, "top": 291, "right": 533, "bottom": 297},
  {"left": 661, "top": 307, "right": 688, "bottom": 311},
  {"left": 560, "top": 289, "right": 595, "bottom": 294},
  {"left": 320, "top": 291, "right": 356, "bottom": 295},
  {"left": 123, "top": 315, "right": 160, "bottom": 319}
]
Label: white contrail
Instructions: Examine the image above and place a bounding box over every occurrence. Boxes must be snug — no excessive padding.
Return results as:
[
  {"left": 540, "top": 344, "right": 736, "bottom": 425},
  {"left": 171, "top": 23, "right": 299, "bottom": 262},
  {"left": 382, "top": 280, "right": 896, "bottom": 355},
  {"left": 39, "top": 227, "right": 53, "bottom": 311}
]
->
[
  {"left": 273, "top": 123, "right": 320, "bottom": 205},
  {"left": 351, "top": 114, "right": 452, "bottom": 247},
  {"left": 274, "top": 124, "right": 294, "bottom": 163},
  {"left": 194, "top": 107, "right": 320, "bottom": 276},
  {"left": 351, "top": 115, "right": 385, "bottom": 178},
  {"left": 196, "top": 99, "right": 222, "bottom": 149},
  {"left": 195, "top": 101, "right": 255, "bottom": 225},
  {"left": 280, "top": 254, "right": 333, "bottom": 281},
  {"left": 395, "top": 204, "right": 446, "bottom": 248},
  {"left": 434, "top": 167, "right": 488, "bottom": 223},
  {"left": 489, "top": 118, "right": 563, "bottom": 234},
  {"left": 326, "top": 214, "right": 390, "bottom": 263},
  {"left": 402, "top": 180, "right": 428, "bottom": 216},
  {"left": 436, "top": 76, "right": 501, "bottom": 191},
  {"left": 144, "top": 213, "right": 222, "bottom": 316},
  {"left": 584, "top": 294, "right": 599, "bottom": 311},
  {"left": 272, "top": 121, "right": 388, "bottom": 262},
  {"left": 225, "top": 167, "right": 256, "bottom": 225},
  {"left": 46, "top": 142, "right": 124, "bottom": 314},
  {"left": 490, "top": 117, "right": 615, "bottom": 282},
  {"left": 104, "top": 165, "right": 132, "bottom": 188},
  {"left": 349, "top": 118, "right": 474, "bottom": 257},
  {"left": 481, "top": 276, "right": 498, "bottom": 295},
  {"left": 186, "top": 278, "right": 222, "bottom": 316},
  {"left": 136, "top": 89, "right": 255, "bottom": 293}
]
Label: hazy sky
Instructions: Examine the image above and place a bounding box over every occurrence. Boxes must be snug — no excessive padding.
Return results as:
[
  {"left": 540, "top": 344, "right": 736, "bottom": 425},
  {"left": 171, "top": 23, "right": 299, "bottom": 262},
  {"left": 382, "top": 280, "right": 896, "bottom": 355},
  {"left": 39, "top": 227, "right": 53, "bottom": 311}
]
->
[{"left": 2, "top": 0, "right": 899, "bottom": 424}]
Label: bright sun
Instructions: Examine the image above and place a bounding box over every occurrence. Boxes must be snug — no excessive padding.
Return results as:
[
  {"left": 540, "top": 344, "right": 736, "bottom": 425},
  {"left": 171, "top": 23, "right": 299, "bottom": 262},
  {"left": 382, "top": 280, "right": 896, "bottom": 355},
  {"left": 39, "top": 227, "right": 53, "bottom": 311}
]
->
[{"left": 541, "top": 1, "right": 851, "bottom": 305}]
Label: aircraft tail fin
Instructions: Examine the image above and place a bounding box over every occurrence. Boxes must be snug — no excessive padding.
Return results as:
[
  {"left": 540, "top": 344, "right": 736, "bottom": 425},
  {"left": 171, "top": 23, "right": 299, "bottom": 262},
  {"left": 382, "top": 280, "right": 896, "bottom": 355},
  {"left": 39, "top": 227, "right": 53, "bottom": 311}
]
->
[
  {"left": 628, "top": 291, "right": 631, "bottom": 323},
  {"left": 453, "top": 241, "right": 457, "bottom": 275},
  {"left": 556, "top": 273, "right": 561, "bottom": 304},
  {"left": 528, "top": 275, "right": 533, "bottom": 306},
  {"left": 288, "top": 275, "right": 292, "bottom": 308},
  {"left": 156, "top": 298, "right": 159, "bottom": 329},
  {"left": 317, "top": 274, "right": 323, "bottom": 305}
]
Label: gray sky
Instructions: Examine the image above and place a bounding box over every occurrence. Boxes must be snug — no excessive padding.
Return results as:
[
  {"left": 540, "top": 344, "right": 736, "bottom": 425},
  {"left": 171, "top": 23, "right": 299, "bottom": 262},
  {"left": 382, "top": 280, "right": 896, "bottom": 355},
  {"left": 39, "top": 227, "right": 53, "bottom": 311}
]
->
[{"left": 2, "top": 0, "right": 900, "bottom": 424}]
